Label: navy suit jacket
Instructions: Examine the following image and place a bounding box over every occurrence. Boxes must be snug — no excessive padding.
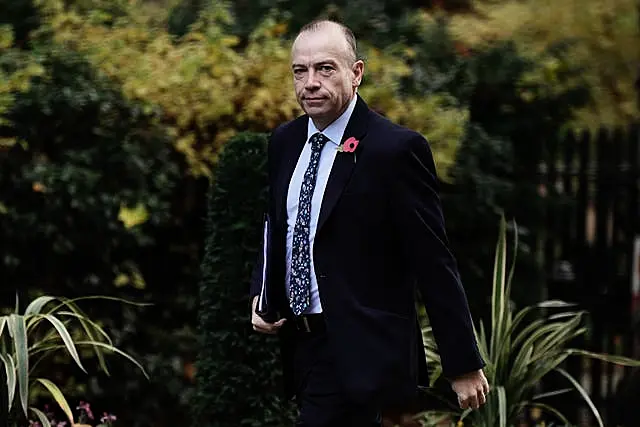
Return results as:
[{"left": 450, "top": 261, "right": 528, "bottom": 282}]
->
[{"left": 250, "top": 95, "right": 484, "bottom": 408}]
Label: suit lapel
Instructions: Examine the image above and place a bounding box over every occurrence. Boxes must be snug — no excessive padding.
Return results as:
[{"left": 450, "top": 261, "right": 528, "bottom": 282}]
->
[
  {"left": 316, "top": 95, "right": 370, "bottom": 233},
  {"left": 274, "top": 95, "right": 370, "bottom": 233}
]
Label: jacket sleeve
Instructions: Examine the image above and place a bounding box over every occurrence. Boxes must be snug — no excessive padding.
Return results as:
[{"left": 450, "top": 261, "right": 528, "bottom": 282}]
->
[{"left": 390, "top": 132, "right": 485, "bottom": 380}]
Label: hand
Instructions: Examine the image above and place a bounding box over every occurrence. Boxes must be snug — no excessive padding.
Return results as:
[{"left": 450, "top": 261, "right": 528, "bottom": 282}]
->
[
  {"left": 450, "top": 369, "right": 490, "bottom": 410},
  {"left": 251, "top": 296, "right": 286, "bottom": 334}
]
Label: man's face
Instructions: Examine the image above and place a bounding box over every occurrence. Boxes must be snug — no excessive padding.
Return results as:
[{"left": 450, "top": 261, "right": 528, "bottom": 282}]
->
[{"left": 291, "top": 27, "right": 363, "bottom": 129}]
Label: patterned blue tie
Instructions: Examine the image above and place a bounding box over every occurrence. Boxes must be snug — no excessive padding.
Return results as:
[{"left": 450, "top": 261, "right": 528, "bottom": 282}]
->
[{"left": 289, "top": 132, "right": 329, "bottom": 315}]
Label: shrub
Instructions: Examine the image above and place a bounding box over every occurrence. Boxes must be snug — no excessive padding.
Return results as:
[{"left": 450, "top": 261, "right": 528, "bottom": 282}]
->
[
  {"left": 0, "top": 46, "right": 178, "bottom": 294},
  {"left": 193, "top": 131, "right": 295, "bottom": 427}
]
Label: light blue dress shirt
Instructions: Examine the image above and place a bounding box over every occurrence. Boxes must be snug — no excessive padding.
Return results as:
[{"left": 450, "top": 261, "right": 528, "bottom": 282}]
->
[{"left": 285, "top": 94, "right": 358, "bottom": 314}]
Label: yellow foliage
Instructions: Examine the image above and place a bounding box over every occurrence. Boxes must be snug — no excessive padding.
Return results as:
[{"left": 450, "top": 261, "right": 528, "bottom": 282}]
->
[
  {"left": 446, "top": 0, "right": 640, "bottom": 128},
  {"left": 359, "top": 42, "right": 467, "bottom": 180},
  {"left": 113, "top": 261, "right": 146, "bottom": 289},
  {"left": 38, "top": 2, "right": 464, "bottom": 178},
  {"left": 355, "top": 56, "right": 465, "bottom": 180},
  {"left": 113, "top": 270, "right": 145, "bottom": 289},
  {"left": 117, "top": 202, "right": 149, "bottom": 228},
  {"left": 0, "top": 25, "right": 14, "bottom": 49},
  {"left": 44, "top": 6, "right": 299, "bottom": 177},
  {"left": 0, "top": 25, "right": 45, "bottom": 135}
]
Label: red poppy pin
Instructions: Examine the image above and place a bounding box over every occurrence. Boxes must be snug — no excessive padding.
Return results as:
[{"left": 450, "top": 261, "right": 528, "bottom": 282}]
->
[{"left": 338, "top": 136, "right": 359, "bottom": 153}]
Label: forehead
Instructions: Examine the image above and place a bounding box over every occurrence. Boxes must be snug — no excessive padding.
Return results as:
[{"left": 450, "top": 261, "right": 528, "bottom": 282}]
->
[{"left": 291, "top": 30, "right": 349, "bottom": 65}]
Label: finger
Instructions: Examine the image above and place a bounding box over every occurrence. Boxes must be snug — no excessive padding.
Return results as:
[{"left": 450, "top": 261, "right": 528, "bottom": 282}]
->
[
  {"left": 469, "top": 393, "right": 480, "bottom": 410},
  {"left": 252, "top": 317, "right": 285, "bottom": 334},
  {"left": 483, "top": 381, "right": 490, "bottom": 396},
  {"left": 254, "top": 324, "right": 277, "bottom": 334},
  {"left": 478, "top": 388, "right": 486, "bottom": 405},
  {"left": 252, "top": 319, "right": 274, "bottom": 333},
  {"left": 458, "top": 395, "right": 469, "bottom": 410}
]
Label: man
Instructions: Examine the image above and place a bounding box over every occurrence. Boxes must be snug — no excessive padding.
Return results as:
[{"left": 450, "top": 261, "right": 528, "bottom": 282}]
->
[{"left": 250, "top": 19, "right": 489, "bottom": 427}]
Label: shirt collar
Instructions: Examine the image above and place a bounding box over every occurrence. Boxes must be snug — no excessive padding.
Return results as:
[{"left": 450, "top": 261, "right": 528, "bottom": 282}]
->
[{"left": 307, "top": 94, "right": 358, "bottom": 146}]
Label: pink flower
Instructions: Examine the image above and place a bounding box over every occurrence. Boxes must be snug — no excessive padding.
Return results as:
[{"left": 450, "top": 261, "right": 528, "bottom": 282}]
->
[
  {"left": 77, "top": 401, "right": 94, "bottom": 420},
  {"left": 101, "top": 412, "right": 117, "bottom": 423},
  {"left": 341, "top": 137, "right": 359, "bottom": 153}
]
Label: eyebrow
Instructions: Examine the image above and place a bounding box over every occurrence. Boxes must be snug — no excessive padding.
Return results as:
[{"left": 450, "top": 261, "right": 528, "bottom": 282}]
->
[{"left": 292, "top": 59, "right": 339, "bottom": 69}]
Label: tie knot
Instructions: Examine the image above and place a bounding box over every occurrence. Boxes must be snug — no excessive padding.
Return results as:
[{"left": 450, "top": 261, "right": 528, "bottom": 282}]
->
[{"left": 310, "top": 133, "right": 329, "bottom": 152}]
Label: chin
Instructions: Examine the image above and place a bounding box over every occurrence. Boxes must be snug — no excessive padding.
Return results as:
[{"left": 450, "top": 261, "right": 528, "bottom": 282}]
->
[{"left": 303, "top": 105, "right": 329, "bottom": 117}]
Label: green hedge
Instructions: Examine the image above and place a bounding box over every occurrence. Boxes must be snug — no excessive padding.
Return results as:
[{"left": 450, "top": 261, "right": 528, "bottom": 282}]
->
[{"left": 193, "top": 131, "right": 296, "bottom": 427}]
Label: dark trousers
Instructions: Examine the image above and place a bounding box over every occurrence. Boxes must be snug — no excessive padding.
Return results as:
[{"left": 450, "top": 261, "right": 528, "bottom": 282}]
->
[{"left": 293, "top": 329, "right": 382, "bottom": 427}]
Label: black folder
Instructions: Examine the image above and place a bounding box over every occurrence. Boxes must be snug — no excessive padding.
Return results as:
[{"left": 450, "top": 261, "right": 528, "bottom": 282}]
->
[{"left": 255, "top": 213, "right": 279, "bottom": 323}]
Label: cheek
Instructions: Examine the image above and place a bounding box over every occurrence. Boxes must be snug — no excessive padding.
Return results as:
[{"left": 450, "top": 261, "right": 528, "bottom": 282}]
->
[{"left": 327, "top": 77, "right": 346, "bottom": 95}]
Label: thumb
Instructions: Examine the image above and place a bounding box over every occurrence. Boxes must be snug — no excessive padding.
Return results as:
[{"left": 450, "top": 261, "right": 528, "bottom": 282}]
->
[{"left": 274, "top": 318, "right": 287, "bottom": 327}]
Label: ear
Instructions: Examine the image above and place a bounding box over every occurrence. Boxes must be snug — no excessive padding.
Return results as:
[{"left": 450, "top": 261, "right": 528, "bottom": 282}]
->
[{"left": 352, "top": 60, "right": 364, "bottom": 87}]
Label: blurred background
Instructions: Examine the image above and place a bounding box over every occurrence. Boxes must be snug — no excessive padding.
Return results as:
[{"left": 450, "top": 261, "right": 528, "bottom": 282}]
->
[{"left": 0, "top": 0, "right": 639, "bottom": 426}]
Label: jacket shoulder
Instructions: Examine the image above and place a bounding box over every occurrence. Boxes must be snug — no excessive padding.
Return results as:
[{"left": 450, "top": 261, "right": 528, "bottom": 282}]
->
[
  {"left": 367, "top": 109, "right": 429, "bottom": 151},
  {"left": 271, "top": 114, "right": 307, "bottom": 140}
]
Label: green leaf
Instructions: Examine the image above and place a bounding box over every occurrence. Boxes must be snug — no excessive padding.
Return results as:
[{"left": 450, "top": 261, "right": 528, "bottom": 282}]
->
[
  {"left": 532, "top": 315, "right": 584, "bottom": 360},
  {"left": 7, "top": 314, "right": 28, "bottom": 416},
  {"left": 533, "top": 388, "right": 573, "bottom": 400},
  {"left": 35, "top": 378, "right": 75, "bottom": 425},
  {"left": 565, "top": 349, "right": 640, "bottom": 366},
  {"left": 56, "top": 310, "right": 113, "bottom": 344},
  {"left": 536, "top": 300, "right": 578, "bottom": 309},
  {"left": 51, "top": 300, "right": 119, "bottom": 375},
  {"left": 525, "top": 353, "right": 569, "bottom": 388},
  {"left": 37, "top": 314, "right": 87, "bottom": 373},
  {"left": 490, "top": 215, "right": 508, "bottom": 360},
  {"left": 548, "top": 311, "right": 583, "bottom": 320},
  {"left": 511, "top": 345, "right": 534, "bottom": 383},
  {"left": 459, "top": 407, "right": 473, "bottom": 422},
  {"left": 416, "top": 410, "right": 459, "bottom": 427},
  {"left": 476, "top": 321, "right": 491, "bottom": 371},
  {"left": 0, "top": 353, "right": 16, "bottom": 412},
  {"left": 30, "top": 406, "right": 52, "bottom": 427},
  {"left": 61, "top": 294, "right": 152, "bottom": 308},
  {"left": 24, "top": 296, "right": 57, "bottom": 316},
  {"left": 556, "top": 367, "right": 604, "bottom": 427},
  {"left": 504, "top": 219, "right": 518, "bottom": 309},
  {"left": 498, "top": 385, "right": 507, "bottom": 427},
  {"left": 73, "top": 340, "right": 149, "bottom": 379},
  {"left": 428, "top": 363, "right": 442, "bottom": 387}
]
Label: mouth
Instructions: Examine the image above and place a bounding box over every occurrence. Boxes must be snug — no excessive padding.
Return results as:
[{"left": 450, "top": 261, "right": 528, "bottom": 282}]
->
[{"left": 303, "top": 97, "right": 326, "bottom": 104}]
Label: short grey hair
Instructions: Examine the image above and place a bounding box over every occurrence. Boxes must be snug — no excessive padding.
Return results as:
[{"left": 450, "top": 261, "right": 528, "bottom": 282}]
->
[{"left": 297, "top": 19, "right": 358, "bottom": 64}]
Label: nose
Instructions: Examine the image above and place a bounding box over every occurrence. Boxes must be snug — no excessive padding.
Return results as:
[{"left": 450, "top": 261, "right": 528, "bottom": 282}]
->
[{"left": 304, "top": 69, "right": 321, "bottom": 91}]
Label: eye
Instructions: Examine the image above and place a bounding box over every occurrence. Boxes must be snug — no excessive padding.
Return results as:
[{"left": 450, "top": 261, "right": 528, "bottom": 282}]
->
[
  {"left": 293, "top": 68, "right": 306, "bottom": 79},
  {"left": 319, "top": 65, "right": 334, "bottom": 73}
]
